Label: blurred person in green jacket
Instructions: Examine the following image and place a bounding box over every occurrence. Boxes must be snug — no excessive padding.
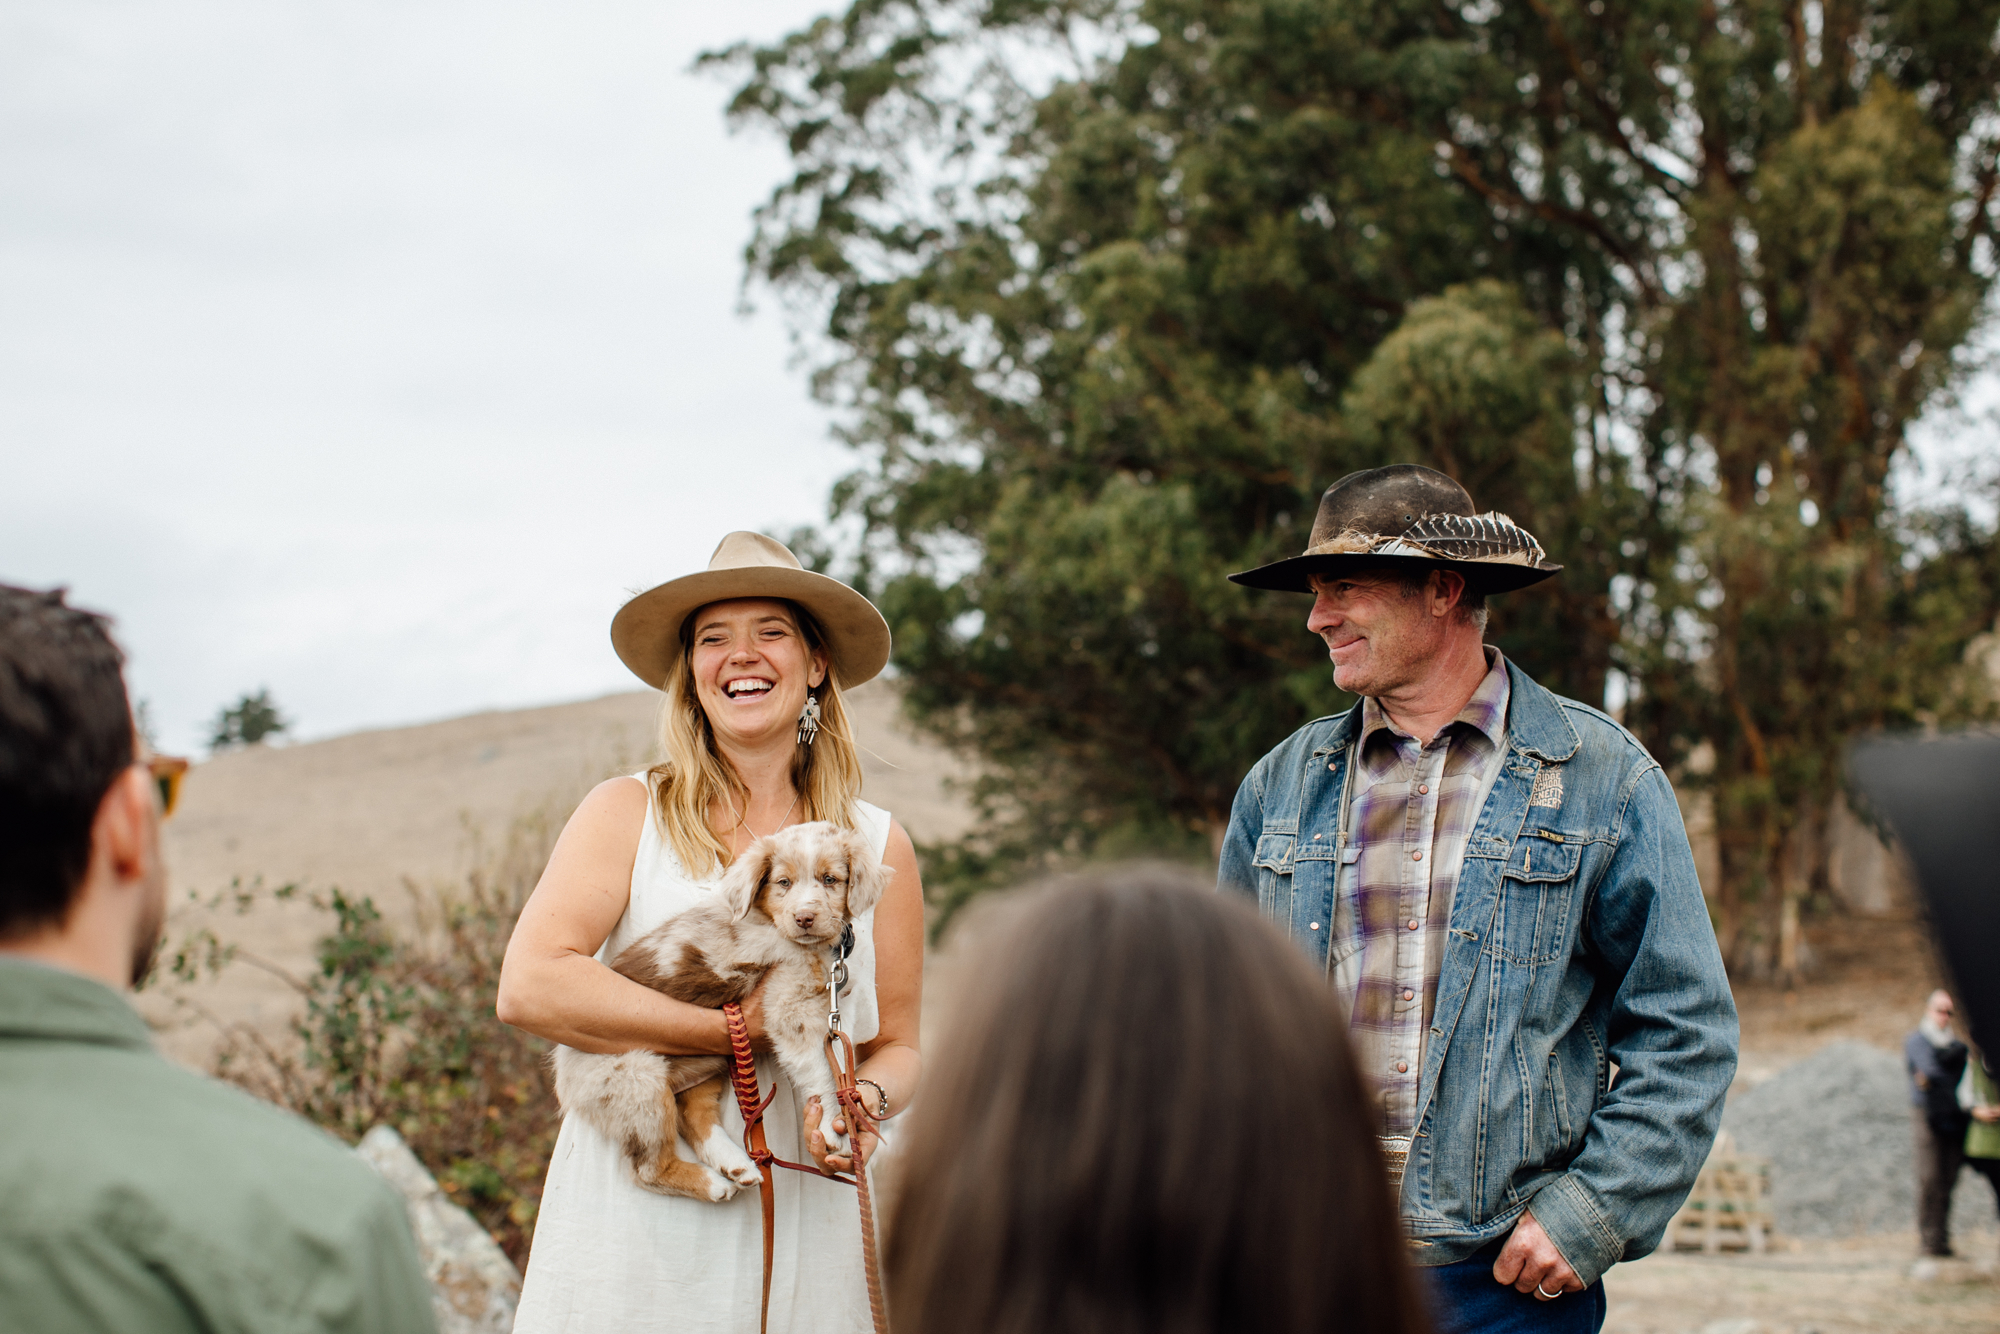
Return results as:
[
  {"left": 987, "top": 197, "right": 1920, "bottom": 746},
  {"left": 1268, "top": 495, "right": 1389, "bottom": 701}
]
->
[
  {"left": 1960, "top": 1051, "right": 2000, "bottom": 1233},
  {"left": 0, "top": 584, "right": 436, "bottom": 1334}
]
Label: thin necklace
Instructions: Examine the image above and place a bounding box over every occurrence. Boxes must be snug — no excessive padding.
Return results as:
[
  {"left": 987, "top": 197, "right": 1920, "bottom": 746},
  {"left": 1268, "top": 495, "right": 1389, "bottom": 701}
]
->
[{"left": 731, "top": 789, "right": 800, "bottom": 842}]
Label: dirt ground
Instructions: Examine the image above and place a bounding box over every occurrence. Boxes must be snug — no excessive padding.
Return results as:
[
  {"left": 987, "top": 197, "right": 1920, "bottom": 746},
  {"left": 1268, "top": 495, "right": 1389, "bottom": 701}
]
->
[
  {"left": 146, "top": 689, "right": 2000, "bottom": 1328},
  {"left": 1600, "top": 912, "right": 2000, "bottom": 1331},
  {"left": 1604, "top": 1237, "right": 2000, "bottom": 1333}
]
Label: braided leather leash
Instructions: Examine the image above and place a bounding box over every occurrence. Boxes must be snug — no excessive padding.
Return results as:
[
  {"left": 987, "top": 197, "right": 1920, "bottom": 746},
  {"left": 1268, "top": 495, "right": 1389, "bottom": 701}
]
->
[
  {"left": 825, "top": 1025, "right": 889, "bottom": 1334},
  {"left": 723, "top": 1001, "right": 888, "bottom": 1334}
]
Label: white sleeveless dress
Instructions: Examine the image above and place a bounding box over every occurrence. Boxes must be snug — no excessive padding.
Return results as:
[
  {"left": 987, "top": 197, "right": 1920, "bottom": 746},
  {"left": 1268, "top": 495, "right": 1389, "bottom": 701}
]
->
[{"left": 513, "top": 779, "right": 892, "bottom": 1334}]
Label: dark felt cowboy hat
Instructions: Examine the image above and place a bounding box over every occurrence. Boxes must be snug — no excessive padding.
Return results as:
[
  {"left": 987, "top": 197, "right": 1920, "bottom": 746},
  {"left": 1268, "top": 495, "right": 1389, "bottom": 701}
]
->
[
  {"left": 610, "top": 532, "right": 892, "bottom": 690},
  {"left": 1229, "top": 465, "right": 1562, "bottom": 595}
]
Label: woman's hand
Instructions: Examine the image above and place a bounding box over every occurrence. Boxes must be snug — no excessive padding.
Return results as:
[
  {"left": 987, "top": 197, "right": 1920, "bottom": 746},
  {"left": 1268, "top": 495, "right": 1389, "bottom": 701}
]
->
[{"left": 804, "top": 1095, "right": 879, "bottom": 1176}]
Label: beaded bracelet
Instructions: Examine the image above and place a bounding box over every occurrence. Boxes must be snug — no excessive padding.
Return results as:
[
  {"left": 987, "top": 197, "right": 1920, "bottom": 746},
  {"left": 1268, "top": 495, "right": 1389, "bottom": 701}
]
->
[{"left": 854, "top": 1078, "right": 890, "bottom": 1119}]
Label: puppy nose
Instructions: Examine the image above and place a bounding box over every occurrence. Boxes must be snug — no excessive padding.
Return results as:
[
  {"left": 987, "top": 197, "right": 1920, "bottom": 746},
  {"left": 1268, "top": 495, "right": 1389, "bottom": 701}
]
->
[{"left": 794, "top": 910, "right": 817, "bottom": 931}]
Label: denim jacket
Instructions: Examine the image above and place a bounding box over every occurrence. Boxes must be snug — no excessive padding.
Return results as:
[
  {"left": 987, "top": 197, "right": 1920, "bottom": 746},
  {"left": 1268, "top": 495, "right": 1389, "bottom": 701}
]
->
[{"left": 1217, "top": 661, "right": 1737, "bottom": 1285}]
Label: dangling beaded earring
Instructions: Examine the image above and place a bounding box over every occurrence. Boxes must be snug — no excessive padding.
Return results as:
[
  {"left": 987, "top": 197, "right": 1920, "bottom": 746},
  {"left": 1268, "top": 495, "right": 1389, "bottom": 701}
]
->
[{"left": 796, "top": 691, "right": 822, "bottom": 747}]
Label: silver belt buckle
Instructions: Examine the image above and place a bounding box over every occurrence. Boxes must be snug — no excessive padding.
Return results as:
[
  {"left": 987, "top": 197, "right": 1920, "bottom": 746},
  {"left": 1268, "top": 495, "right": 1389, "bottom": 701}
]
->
[{"left": 1378, "top": 1134, "right": 1413, "bottom": 1198}]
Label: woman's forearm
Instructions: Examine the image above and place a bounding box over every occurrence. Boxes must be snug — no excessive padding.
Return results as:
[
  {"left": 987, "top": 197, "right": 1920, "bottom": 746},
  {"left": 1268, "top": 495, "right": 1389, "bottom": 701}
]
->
[
  {"left": 495, "top": 949, "right": 730, "bottom": 1056},
  {"left": 853, "top": 1041, "right": 921, "bottom": 1119},
  {"left": 848, "top": 820, "right": 925, "bottom": 1121}
]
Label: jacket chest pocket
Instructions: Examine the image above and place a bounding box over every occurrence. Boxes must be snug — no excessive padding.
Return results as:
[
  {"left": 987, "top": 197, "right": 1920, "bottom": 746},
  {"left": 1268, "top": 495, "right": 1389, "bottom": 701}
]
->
[
  {"left": 1494, "top": 832, "right": 1580, "bottom": 965},
  {"left": 1251, "top": 832, "right": 1297, "bottom": 921}
]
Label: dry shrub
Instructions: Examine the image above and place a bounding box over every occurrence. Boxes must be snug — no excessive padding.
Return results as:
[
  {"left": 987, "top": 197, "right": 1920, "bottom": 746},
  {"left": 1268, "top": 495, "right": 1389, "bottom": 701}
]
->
[{"left": 154, "top": 812, "right": 562, "bottom": 1267}]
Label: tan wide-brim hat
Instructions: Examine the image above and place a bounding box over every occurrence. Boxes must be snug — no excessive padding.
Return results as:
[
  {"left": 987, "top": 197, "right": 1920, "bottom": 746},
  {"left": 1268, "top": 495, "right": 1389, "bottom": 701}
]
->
[{"left": 610, "top": 532, "right": 892, "bottom": 690}]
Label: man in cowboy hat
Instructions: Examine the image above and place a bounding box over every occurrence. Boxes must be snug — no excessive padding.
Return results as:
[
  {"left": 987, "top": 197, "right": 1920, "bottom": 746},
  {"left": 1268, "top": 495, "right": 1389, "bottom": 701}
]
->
[{"left": 1217, "top": 466, "right": 1736, "bottom": 1333}]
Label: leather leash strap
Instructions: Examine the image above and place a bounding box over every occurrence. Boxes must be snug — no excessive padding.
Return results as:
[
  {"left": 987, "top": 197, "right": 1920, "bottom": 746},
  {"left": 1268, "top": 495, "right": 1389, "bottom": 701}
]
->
[
  {"left": 725, "top": 1003, "right": 780, "bottom": 1334},
  {"left": 825, "top": 1027, "right": 889, "bottom": 1334},
  {"left": 724, "top": 1003, "right": 886, "bottom": 1334}
]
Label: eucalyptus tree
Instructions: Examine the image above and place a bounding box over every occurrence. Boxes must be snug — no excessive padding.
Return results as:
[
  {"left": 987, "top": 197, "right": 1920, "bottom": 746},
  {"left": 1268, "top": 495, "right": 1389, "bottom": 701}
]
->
[{"left": 715, "top": 0, "right": 2000, "bottom": 963}]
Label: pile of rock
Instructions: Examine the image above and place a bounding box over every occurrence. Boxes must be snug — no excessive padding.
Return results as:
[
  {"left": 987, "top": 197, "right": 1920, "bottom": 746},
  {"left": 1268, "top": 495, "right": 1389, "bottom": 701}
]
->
[
  {"left": 1722, "top": 1040, "right": 1996, "bottom": 1241},
  {"left": 356, "top": 1126, "right": 521, "bottom": 1334}
]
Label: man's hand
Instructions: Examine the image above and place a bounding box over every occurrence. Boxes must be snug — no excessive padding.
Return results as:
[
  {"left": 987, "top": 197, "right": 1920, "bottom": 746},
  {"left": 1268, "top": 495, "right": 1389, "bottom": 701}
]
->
[
  {"left": 1493, "top": 1210, "right": 1583, "bottom": 1299},
  {"left": 1973, "top": 1105, "right": 2000, "bottom": 1124}
]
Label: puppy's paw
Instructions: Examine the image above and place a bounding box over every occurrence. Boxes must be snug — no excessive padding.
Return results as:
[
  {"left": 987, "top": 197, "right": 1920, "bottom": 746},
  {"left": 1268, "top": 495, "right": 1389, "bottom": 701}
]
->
[
  {"left": 699, "top": 1125, "right": 763, "bottom": 1187},
  {"left": 700, "top": 1167, "right": 741, "bottom": 1203},
  {"left": 805, "top": 1093, "right": 851, "bottom": 1158},
  {"left": 632, "top": 1158, "right": 743, "bottom": 1201}
]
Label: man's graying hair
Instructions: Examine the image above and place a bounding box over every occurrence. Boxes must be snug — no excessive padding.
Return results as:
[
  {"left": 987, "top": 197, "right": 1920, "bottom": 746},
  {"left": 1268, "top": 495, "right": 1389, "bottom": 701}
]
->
[
  {"left": 0, "top": 585, "right": 133, "bottom": 937},
  {"left": 1360, "top": 562, "right": 1490, "bottom": 634}
]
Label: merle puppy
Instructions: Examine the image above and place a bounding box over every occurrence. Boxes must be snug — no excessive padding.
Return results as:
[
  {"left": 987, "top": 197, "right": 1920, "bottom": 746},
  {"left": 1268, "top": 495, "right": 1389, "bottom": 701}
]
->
[{"left": 551, "top": 821, "right": 890, "bottom": 1201}]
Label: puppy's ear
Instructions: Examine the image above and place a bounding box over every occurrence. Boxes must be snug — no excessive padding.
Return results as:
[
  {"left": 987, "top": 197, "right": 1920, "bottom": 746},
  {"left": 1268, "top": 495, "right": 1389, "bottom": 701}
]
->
[
  {"left": 720, "top": 842, "right": 772, "bottom": 921},
  {"left": 843, "top": 830, "right": 893, "bottom": 918}
]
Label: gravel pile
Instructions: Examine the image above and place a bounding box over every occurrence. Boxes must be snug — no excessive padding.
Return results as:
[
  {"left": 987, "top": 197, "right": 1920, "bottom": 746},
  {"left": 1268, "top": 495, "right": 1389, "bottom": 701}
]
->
[{"left": 1721, "top": 1040, "right": 1998, "bottom": 1239}]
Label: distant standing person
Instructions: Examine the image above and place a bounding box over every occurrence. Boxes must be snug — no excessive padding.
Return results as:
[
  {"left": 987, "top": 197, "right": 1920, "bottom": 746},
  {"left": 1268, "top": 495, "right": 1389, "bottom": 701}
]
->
[
  {"left": 1218, "top": 466, "right": 1738, "bottom": 1333},
  {"left": 1959, "top": 1048, "right": 2000, "bottom": 1237},
  {"left": 1907, "top": 988, "right": 1972, "bottom": 1256},
  {"left": 0, "top": 585, "right": 436, "bottom": 1334},
  {"left": 498, "top": 533, "right": 925, "bottom": 1333}
]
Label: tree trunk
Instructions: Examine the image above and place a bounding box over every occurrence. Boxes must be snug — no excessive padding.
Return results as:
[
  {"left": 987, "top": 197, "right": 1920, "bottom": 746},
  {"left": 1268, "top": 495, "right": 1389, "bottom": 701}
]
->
[
  {"left": 1713, "top": 771, "right": 1788, "bottom": 979},
  {"left": 1775, "top": 824, "right": 1802, "bottom": 988},
  {"left": 1713, "top": 815, "right": 1750, "bottom": 971},
  {"left": 1774, "top": 797, "right": 1835, "bottom": 985}
]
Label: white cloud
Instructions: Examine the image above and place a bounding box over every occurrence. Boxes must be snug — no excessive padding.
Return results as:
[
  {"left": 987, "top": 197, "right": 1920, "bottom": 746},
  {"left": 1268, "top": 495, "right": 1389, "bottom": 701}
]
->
[{"left": 1, "top": 0, "right": 845, "bottom": 752}]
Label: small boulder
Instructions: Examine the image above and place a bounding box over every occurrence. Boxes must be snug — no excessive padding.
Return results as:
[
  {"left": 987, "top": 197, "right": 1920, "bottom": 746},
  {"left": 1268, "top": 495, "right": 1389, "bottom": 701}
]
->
[{"left": 356, "top": 1125, "right": 521, "bottom": 1334}]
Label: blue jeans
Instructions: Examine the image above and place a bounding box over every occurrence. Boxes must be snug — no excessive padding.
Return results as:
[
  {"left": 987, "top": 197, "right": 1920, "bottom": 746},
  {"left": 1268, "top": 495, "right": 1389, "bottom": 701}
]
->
[{"left": 1424, "top": 1240, "right": 1608, "bottom": 1334}]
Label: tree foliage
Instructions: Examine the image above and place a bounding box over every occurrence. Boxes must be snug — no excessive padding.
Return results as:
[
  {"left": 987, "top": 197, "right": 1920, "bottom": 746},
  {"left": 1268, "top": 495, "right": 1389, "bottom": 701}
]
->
[
  {"left": 210, "top": 688, "right": 289, "bottom": 751},
  {"left": 714, "top": 0, "right": 2000, "bottom": 962}
]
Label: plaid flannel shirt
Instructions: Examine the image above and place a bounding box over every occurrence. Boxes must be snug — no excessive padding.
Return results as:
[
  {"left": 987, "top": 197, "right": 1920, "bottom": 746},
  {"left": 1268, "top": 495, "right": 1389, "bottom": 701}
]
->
[{"left": 1331, "top": 647, "right": 1511, "bottom": 1139}]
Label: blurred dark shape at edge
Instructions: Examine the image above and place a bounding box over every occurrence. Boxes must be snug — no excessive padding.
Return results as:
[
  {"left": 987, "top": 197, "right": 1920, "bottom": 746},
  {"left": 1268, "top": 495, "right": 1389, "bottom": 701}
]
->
[{"left": 1850, "top": 732, "right": 2000, "bottom": 1053}]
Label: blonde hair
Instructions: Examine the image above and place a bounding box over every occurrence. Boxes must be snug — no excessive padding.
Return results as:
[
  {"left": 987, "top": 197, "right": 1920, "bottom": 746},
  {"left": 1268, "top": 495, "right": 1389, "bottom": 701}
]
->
[{"left": 645, "top": 600, "right": 864, "bottom": 878}]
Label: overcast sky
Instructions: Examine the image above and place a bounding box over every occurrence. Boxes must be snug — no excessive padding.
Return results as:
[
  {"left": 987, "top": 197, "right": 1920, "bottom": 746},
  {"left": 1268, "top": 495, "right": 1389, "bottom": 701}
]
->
[
  {"left": 5, "top": 3, "right": 1995, "bottom": 756},
  {"left": 2, "top": 1, "right": 842, "bottom": 754}
]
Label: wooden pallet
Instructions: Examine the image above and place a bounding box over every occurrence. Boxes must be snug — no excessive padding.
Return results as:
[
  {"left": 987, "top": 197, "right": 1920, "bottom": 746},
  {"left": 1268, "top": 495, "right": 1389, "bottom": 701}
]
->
[{"left": 1669, "top": 1138, "right": 1774, "bottom": 1253}]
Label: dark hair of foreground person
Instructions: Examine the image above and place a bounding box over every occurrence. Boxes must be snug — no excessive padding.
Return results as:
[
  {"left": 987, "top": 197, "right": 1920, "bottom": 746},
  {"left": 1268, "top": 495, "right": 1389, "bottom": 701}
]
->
[
  {"left": 885, "top": 865, "right": 1429, "bottom": 1334},
  {"left": 0, "top": 584, "right": 133, "bottom": 937}
]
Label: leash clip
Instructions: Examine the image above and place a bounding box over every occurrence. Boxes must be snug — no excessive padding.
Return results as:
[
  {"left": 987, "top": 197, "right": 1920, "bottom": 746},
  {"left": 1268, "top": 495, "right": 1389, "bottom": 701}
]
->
[{"left": 828, "top": 921, "right": 854, "bottom": 1038}]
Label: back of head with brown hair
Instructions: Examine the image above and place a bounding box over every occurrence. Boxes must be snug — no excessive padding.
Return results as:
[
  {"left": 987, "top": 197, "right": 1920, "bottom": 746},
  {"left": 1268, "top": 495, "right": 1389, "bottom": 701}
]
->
[
  {"left": 885, "top": 864, "right": 1429, "bottom": 1334},
  {"left": 0, "top": 584, "right": 133, "bottom": 938}
]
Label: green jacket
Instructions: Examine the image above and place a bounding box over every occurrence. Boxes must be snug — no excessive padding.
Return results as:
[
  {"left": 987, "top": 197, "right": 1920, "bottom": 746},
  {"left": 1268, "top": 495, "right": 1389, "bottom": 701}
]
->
[
  {"left": 0, "top": 958, "right": 436, "bottom": 1334},
  {"left": 1967, "top": 1059, "right": 2000, "bottom": 1160}
]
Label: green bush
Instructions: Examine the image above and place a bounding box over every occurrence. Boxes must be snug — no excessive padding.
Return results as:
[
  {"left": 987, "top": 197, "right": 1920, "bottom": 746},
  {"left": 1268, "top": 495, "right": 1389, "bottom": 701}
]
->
[{"left": 154, "top": 817, "right": 560, "bottom": 1267}]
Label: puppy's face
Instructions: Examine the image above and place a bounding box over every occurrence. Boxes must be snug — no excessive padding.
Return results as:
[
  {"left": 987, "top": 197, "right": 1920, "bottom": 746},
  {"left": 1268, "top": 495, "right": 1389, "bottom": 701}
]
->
[{"left": 723, "top": 821, "right": 893, "bottom": 947}]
